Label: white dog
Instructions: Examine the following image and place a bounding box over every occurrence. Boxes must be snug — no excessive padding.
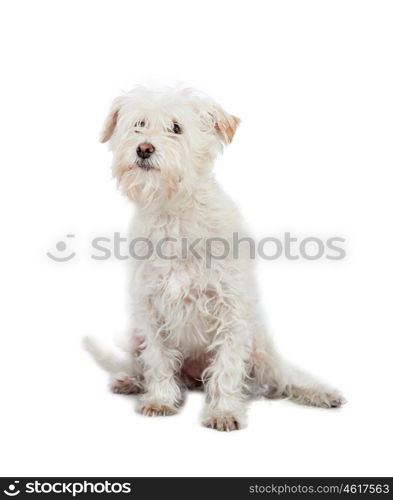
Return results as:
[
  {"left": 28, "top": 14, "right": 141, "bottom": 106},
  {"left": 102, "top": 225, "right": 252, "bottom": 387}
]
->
[{"left": 85, "top": 86, "right": 344, "bottom": 431}]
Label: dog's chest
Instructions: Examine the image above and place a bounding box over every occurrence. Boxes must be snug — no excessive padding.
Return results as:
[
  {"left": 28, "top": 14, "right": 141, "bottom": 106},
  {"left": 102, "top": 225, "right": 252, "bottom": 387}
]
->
[
  {"left": 134, "top": 217, "right": 216, "bottom": 349},
  {"left": 135, "top": 215, "right": 207, "bottom": 298},
  {"left": 139, "top": 246, "right": 205, "bottom": 305}
]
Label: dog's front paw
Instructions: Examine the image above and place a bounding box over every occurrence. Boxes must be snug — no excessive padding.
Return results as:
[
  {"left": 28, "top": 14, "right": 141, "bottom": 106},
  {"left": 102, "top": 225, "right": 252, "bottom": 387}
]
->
[
  {"left": 203, "top": 413, "right": 242, "bottom": 432},
  {"left": 139, "top": 403, "right": 177, "bottom": 417}
]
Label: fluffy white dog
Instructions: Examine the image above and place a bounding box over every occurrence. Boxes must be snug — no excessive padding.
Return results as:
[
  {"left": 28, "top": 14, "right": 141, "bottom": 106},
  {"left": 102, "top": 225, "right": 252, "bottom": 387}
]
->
[{"left": 85, "top": 86, "right": 344, "bottom": 431}]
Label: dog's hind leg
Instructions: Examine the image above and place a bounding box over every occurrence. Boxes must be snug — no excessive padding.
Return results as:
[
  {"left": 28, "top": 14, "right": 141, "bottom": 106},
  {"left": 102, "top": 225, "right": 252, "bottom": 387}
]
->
[
  {"left": 83, "top": 335, "right": 144, "bottom": 394},
  {"left": 110, "top": 357, "right": 144, "bottom": 395},
  {"left": 252, "top": 334, "right": 346, "bottom": 409}
]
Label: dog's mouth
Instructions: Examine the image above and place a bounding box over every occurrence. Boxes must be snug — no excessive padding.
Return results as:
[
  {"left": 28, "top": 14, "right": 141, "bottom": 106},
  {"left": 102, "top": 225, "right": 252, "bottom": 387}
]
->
[{"left": 136, "top": 160, "right": 156, "bottom": 171}]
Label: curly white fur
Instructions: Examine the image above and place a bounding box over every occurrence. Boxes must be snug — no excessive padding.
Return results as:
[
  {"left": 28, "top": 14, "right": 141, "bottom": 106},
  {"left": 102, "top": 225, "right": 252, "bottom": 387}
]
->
[{"left": 85, "top": 86, "right": 345, "bottom": 431}]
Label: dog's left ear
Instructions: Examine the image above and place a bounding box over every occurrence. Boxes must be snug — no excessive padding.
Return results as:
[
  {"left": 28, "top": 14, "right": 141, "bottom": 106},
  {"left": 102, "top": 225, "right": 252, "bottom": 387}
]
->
[
  {"left": 100, "top": 97, "right": 123, "bottom": 143},
  {"left": 211, "top": 106, "right": 241, "bottom": 144}
]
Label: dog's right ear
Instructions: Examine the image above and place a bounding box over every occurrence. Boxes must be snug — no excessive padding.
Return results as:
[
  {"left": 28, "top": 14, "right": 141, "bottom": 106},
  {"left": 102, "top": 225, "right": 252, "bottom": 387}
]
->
[{"left": 100, "top": 97, "right": 123, "bottom": 143}]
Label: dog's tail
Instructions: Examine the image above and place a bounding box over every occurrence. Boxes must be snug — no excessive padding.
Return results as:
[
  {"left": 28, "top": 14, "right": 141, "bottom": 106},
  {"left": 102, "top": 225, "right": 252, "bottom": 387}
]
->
[
  {"left": 83, "top": 336, "right": 135, "bottom": 375},
  {"left": 253, "top": 340, "right": 345, "bottom": 408}
]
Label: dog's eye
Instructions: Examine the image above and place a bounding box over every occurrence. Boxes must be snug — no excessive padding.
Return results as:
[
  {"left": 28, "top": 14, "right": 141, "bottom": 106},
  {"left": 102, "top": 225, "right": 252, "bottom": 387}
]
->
[
  {"left": 172, "top": 123, "right": 182, "bottom": 134},
  {"left": 134, "top": 120, "right": 145, "bottom": 133}
]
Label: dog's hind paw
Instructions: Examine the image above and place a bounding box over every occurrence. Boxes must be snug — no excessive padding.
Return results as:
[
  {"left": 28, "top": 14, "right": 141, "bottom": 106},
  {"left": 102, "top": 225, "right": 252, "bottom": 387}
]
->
[
  {"left": 111, "top": 376, "right": 142, "bottom": 395},
  {"left": 289, "top": 385, "right": 346, "bottom": 408},
  {"left": 319, "top": 392, "right": 346, "bottom": 408}
]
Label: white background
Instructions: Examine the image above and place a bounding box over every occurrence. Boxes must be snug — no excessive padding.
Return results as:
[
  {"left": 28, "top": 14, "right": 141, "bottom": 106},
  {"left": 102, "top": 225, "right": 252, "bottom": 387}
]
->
[{"left": 1, "top": 0, "right": 392, "bottom": 477}]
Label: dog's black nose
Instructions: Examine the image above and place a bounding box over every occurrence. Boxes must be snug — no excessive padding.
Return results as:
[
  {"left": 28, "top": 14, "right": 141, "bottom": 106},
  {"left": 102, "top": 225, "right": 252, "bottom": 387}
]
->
[{"left": 137, "top": 142, "right": 155, "bottom": 159}]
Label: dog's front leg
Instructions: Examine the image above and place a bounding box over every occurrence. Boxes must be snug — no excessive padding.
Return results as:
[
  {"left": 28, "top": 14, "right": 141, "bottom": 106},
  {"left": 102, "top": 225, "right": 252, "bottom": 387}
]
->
[
  {"left": 203, "top": 320, "right": 251, "bottom": 431},
  {"left": 138, "top": 335, "right": 182, "bottom": 417}
]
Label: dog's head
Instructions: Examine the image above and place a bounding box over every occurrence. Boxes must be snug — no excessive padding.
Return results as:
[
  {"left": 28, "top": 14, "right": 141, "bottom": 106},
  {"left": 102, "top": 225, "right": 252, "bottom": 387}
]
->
[{"left": 100, "top": 87, "right": 240, "bottom": 207}]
